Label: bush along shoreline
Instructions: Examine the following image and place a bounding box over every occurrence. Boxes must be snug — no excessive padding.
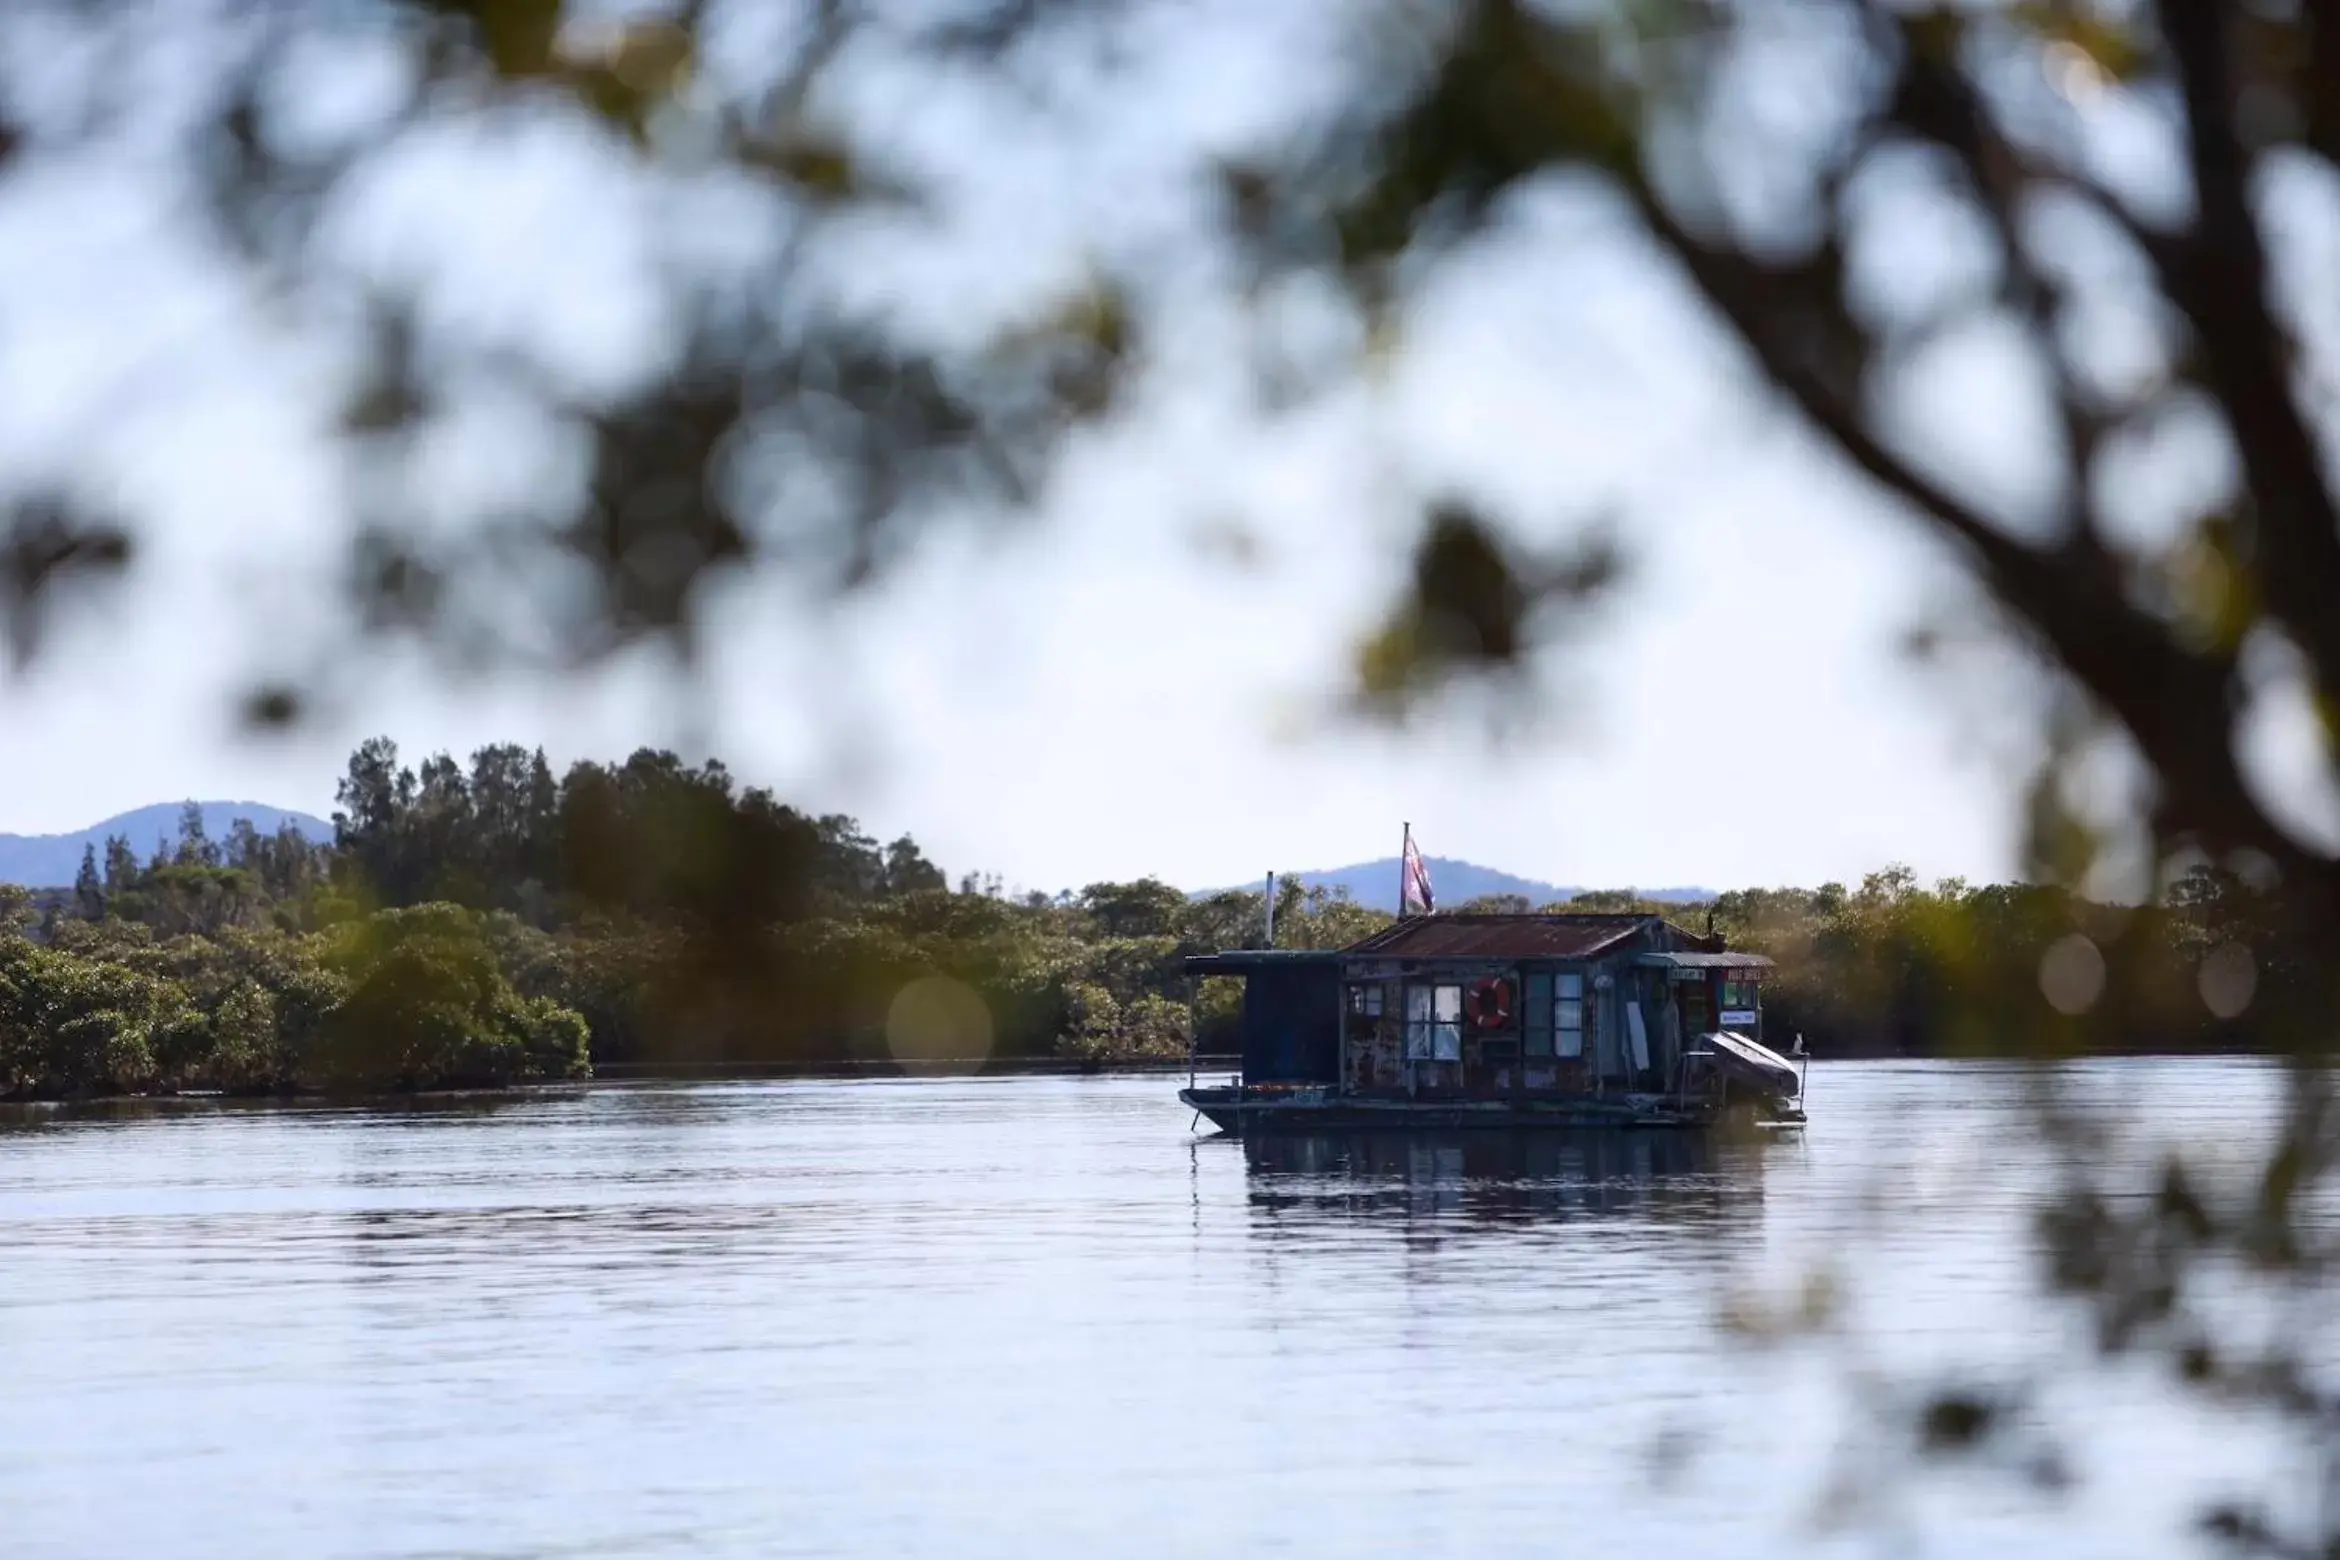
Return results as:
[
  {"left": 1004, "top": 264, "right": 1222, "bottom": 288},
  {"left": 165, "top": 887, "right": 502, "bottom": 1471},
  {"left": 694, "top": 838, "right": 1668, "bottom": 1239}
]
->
[
  {"left": 0, "top": 740, "right": 1387, "bottom": 1101},
  {"left": 2, "top": 740, "right": 2309, "bottom": 1101},
  {"left": 0, "top": 906, "right": 590, "bottom": 1100}
]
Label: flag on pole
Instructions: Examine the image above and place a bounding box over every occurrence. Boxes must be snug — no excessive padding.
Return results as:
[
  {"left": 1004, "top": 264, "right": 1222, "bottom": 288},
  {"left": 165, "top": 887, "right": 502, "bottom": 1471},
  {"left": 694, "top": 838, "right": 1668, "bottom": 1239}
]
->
[{"left": 1401, "top": 827, "right": 1436, "bottom": 916}]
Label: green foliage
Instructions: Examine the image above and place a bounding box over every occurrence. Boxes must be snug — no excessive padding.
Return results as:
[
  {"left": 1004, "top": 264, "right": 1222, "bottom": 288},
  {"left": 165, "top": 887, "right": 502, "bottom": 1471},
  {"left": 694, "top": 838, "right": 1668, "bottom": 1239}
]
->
[
  {"left": 16, "top": 741, "right": 2310, "bottom": 1101},
  {"left": 1456, "top": 893, "right": 1533, "bottom": 914},
  {"left": 0, "top": 938, "right": 178, "bottom": 1096},
  {"left": 1055, "top": 984, "right": 1191, "bottom": 1066},
  {"left": 0, "top": 738, "right": 1386, "bottom": 1093},
  {"left": 0, "top": 890, "right": 590, "bottom": 1099},
  {"left": 1119, "top": 995, "right": 1194, "bottom": 1061},
  {"left": 1055, "top": 981, "right": 1121, "bottom": 1062},
  {"left": 72, "top": 845, "right": 100, "bottom": 921},
  {"left": 520, "top": 998, "right": 593, "bottom": 1081},
  {"left": 206, "top": 980, "right": 283, "bottom": 1093},
  {"left": 1078, "top": 878, "right": 1187, "bottom": 938},
  {"left": 316, "top": 905, "right": 570, "bottom": 1091},
  {"left": 1554, "top": 888, "right": 1672, "bottom": 915},
  {"left": 6, "top": 751, "right": 2319, "bottom": 1097},
  {"left": 1194, "top": 976, "right": 1245, "bottom": 1053},
  {"left": 89, "top": 811, "right": 329, "bottom": 935},
  {"left": 330, "top": 738, "right": 912, "bottom": 926},
  {"left": 1700, "top": 867, "right": 2311, "bottom": 1059}
]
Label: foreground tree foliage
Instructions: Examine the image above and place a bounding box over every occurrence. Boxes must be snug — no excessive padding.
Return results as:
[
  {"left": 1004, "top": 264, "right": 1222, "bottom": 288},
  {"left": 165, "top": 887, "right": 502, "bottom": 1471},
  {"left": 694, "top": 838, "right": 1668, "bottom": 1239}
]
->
[{"left": 4, "top": 0, "right": 2340, "bottom": 1544}]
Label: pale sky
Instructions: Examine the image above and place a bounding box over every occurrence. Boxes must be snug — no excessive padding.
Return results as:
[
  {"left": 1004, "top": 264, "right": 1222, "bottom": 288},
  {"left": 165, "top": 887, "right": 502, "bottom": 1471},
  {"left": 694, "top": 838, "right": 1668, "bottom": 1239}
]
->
[{"left": 8, "top": 1, "right": 2309, "bottom": 898}]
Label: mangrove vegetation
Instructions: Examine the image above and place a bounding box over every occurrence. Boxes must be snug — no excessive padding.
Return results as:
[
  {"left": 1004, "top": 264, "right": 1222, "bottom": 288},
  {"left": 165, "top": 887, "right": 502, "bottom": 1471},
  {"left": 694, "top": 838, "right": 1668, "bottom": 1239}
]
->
[{"left": 0, "top": 740, "right": 2307, "bottom": 1100}]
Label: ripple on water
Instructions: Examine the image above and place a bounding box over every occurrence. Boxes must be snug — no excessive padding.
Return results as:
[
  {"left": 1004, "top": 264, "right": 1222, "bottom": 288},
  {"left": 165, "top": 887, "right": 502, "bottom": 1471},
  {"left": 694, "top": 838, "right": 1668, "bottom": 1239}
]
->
[{"left": 0, "top": 1061, "right": 2308, "bottom": 1559}]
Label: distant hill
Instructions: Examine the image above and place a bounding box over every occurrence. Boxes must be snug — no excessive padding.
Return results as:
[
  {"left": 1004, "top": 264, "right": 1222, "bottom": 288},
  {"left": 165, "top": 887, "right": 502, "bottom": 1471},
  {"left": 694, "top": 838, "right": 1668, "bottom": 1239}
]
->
[
  {"left": 1221, "top": 857, "right": 1713, "bottom": 914},
  {"left": 0, "top": 803, "right": 333, "bottom": 888}
]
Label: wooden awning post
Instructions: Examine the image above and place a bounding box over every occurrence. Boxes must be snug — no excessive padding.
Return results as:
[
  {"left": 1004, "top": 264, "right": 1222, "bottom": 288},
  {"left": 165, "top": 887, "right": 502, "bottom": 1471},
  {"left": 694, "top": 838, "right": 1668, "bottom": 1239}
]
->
[
  {"left": 1332, "top": 970, "right": 1345, "bottom": 1097},
  {"left": 1186, "top": 988, "right": 1199, "bottom": 1090}
]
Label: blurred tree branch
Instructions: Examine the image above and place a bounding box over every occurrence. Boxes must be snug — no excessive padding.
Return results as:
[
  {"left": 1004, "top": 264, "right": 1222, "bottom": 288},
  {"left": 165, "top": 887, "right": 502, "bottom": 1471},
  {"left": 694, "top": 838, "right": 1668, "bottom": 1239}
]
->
[
  {"left": 1274, "top": 0, "right": 2340, "bottom": 905},
  {"left": 0, "top": 0, "right": 1130, "bottom": 701},
  {"left": 1230, "top": 0, "right": 2340, "bottom": 1541},
  {"left": 5, "top": 0, "right": 2340, "bottom": 1538}
]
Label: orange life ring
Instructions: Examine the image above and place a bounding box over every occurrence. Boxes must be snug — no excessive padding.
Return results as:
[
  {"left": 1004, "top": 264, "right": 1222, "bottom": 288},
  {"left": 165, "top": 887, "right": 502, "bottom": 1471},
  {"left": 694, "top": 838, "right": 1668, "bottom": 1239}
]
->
[{"left": 1464, "top": 977, "right": 1514, "bottom": 1031}]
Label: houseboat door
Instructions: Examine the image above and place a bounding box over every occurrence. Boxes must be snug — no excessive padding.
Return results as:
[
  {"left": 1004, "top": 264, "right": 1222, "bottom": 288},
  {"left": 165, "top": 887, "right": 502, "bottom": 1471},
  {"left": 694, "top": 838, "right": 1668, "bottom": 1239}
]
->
[
  {"left": 1679, "top": 977, "right": 1714, "bottom": 1039},
  {"left": 1402, "top": 982, "right": 1465, "bottom": 1095}
]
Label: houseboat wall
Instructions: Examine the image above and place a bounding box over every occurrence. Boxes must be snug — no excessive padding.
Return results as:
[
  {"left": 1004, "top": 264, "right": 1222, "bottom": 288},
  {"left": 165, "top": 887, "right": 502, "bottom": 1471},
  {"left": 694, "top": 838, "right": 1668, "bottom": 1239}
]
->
[
  {"left": 1234, "top": 955, "right": 1341, "bottom": 1085},
  {"left": 1338, "top": 951, "right": 1663, "bottom": 1097},
  {"left": 1184, "top": 916, "right": 1775, "bottom": 1106},
  {"left": 1327, "top": 917, "right": 1770, "bottom": 1101}
]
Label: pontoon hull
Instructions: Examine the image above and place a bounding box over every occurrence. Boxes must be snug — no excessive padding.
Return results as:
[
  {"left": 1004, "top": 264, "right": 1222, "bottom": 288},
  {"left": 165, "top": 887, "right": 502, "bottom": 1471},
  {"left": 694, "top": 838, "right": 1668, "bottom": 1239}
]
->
[{"left": 1179, "top": 1086, "right": 1804, "bottom": 1135}]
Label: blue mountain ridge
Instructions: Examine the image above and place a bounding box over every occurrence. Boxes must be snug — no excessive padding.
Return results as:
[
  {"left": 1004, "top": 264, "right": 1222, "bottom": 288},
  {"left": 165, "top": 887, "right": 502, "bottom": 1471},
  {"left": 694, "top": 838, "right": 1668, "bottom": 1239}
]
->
[
  {"left": 0, "top": 803, "right": 333, "bottom": 888},
  {"left": 1212, "top": 857, "right": 1713, "bottom": 915}
]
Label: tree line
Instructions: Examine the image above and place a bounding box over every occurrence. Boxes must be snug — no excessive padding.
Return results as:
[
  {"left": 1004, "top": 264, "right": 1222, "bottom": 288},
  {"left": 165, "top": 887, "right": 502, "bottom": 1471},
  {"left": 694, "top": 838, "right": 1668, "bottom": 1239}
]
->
[
  {"left": 0, "top": 738, "right": 1387, "bottom": 1098},
  {"left": 0, "top": 738, "right": 2307, "bottom": 1099},
  {"left": 1519, "top": 869, "right": 2314, "bottom": 1060}
]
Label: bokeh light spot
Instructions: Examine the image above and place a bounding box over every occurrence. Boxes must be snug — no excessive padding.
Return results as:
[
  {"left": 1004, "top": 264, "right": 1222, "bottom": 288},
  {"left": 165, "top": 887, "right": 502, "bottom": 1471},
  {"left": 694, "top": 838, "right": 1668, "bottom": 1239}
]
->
[
  {"left": 2198, "top": 942, "right": 2257, "bottom": 1021},
  {"left": 2039, "top": 933, "right": 2106, "bottom": 1016},
  {"left": 885, "top": 975, "right": 994, "bottom": 1074}
]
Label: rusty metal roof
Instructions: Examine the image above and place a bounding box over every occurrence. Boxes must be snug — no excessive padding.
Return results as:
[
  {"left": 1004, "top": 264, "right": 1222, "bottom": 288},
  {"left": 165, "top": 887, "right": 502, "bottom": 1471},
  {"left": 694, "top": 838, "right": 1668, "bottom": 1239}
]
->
[{"left": 1339, "top": 914, "right": 1665, "bottom": 961}]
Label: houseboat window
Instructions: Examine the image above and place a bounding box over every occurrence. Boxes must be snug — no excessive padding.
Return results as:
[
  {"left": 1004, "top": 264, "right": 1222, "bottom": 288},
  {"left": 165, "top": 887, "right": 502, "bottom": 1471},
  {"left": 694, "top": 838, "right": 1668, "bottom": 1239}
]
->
[
  {"left": 1348, "top": 984, "right": 1385, "bottom": 1018},
  {"left": 1523, "top": 972, "right": 1553, "bottom": 1057},
  {"left": 1405, "top": 983, "right": 1464, "bottom": 1061},
  {"left": 1556, "top": 972, "right": 1585, "bottom": 1058},
  {"left": 1721, "top": 977, "right": 1758, "bottom": 1011}
]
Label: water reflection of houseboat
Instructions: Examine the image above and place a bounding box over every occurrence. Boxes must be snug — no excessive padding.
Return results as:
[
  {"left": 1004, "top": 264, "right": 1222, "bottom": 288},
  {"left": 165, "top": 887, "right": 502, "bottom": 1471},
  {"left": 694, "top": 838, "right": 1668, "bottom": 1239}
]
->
[
  {"left": 1239, "top": 1128, "right": 1768, "bottom": 1232},
  {"left": 1182, "top": 913, "right": 1806, "bottom": 1133}
]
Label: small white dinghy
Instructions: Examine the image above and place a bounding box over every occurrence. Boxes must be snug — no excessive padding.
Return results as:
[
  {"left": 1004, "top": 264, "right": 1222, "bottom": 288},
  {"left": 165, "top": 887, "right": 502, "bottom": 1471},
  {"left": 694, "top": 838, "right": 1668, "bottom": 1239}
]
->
[{"left": 1688, "top": 1030, "right": 1803, "bottom": 1102}]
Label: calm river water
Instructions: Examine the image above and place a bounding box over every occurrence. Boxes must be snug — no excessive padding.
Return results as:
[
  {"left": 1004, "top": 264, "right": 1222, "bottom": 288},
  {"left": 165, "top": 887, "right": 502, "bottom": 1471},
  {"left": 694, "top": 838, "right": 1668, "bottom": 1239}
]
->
[{"left": 0, "top": 1060, "right": 2310, "bottom": 1557}]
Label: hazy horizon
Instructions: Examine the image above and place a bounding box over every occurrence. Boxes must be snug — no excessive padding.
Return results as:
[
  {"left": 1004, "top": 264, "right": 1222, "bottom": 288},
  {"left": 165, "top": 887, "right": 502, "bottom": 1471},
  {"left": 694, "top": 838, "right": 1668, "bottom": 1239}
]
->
[{"left": 0, "top": 793, "right": 1740, "bottom": 900}]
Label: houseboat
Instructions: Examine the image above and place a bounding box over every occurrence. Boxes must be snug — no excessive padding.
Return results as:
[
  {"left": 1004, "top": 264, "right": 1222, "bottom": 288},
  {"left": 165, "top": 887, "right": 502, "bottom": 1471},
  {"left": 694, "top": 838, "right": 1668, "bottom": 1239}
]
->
[{"left": 1179, "top": 912, "right": 1805, "bottom": 1133}]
